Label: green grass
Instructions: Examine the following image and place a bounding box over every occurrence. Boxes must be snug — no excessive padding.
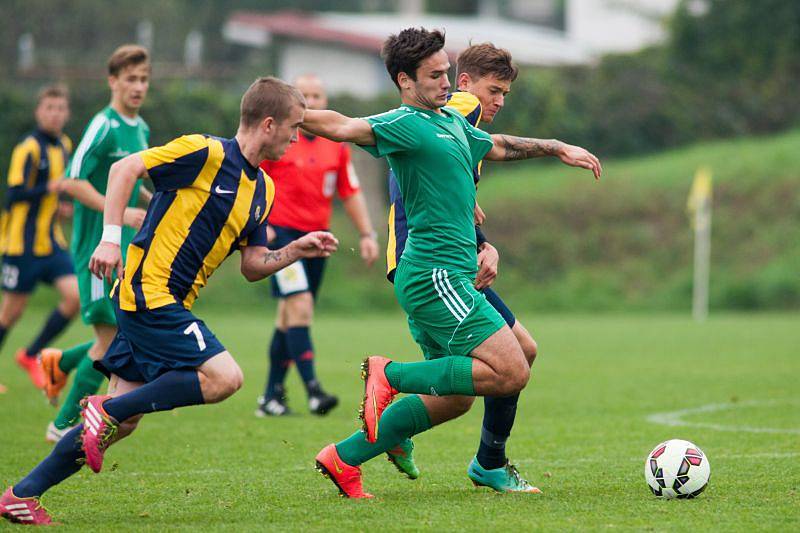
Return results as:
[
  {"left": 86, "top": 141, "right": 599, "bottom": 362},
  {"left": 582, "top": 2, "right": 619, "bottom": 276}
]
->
[{"left": 1, "top": 308, "right": 798, "bottom": 531}]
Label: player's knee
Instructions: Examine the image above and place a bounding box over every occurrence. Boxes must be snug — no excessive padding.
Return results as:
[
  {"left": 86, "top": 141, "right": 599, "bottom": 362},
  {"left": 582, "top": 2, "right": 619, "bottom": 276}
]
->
[
  {"left": 61, "top": 295, "right": 80, "bottom": 317},
  {"left": 523, "top": 338, "right": 538, "bottom": 366},
  {"left": 216, "top": 365, "right": 244, "bottom": 400},
  {"left": 498, "top": 353, "right": 530, "bottom": 395}
]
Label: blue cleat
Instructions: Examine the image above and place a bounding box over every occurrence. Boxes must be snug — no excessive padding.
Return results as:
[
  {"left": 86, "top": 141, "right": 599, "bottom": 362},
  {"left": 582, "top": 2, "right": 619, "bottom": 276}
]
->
[
  {"left": 467, "top": 457, "right": 542, "bottom": 493},
  {"left": 386, "top": 438, "right": 420, "bottom": 479}
]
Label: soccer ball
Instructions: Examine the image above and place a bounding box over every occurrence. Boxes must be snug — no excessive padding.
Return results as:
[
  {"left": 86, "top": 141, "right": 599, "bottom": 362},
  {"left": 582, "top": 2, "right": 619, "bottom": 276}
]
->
[{"left": 644, "top": 439, "right": 710, "bottom": 499}]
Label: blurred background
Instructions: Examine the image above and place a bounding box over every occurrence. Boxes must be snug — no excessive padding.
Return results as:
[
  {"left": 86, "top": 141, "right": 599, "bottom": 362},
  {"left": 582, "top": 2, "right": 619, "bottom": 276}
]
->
[{"left": 1, "top": 0, "right": 798, "bottom": 315}]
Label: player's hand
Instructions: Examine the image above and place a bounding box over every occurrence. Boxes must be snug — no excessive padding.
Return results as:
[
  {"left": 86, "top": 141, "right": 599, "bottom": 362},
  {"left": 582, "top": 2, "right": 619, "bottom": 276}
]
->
[
  {"left": 474, "top": 203, "right": 486, "bottom": 226},
  {"left": 123, "top": 207, "right": 147, "bottom": 230},
  {"left": 556, "top": 143, "right": 602, "bottom": 180},
  {"left": 89, "top": 241, "right": 123, "bottom": 283},
  {"left": 475, "top": 242, "right": 499, "bottom": 290},
  {"left": 292, "top": 231, "right": 339, "bottom": 259},
  {"left": 360, "top": 233, "right": 379, "bottom": 267},
  {"left": 48, "top": 179, "right": 64, "bottom": 194}
]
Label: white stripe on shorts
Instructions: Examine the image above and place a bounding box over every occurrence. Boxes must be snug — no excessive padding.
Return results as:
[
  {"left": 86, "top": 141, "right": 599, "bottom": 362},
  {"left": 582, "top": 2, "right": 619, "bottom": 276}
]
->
[{"left": 431, "top": 268, "right": 466, "bottom": 321}]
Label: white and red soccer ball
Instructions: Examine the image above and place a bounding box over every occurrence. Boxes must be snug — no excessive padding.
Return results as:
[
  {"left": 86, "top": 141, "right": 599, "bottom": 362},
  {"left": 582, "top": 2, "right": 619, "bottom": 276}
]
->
[{"left": 644, "top": 439, "right": 710, "bottom": 499}]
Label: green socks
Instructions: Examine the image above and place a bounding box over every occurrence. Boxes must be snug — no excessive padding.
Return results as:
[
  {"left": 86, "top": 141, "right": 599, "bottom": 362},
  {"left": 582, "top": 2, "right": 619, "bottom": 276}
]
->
[
  {"left": 336, "top": 394, "right": 432, "bottom": 466},
  {"left": 384, "top": 356, "right": 475, "bottom": 396},
  {"left": 53, "top": 356, "right": 106, "bottom": 429},
  {"left": 57, "top": 341, "right": 94, "bottom": 374}
]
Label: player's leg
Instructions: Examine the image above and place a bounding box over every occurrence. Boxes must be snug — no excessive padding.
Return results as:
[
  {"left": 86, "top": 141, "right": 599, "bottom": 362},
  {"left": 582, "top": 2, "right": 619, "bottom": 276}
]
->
[
  {"left": 23, "top": 257, "right": 79, "bottom": 360},
  {"left": 0, "top": 257, "right": 29, "bottom": 353},
  {"left": 258, "top": 299, "right": 291, "bottom": 416},
  {"left": 1, "top": 374, "right": 144, "bottom": 524},
  {"left": 0, "top": 289, "right": 45, "bottom": 388}
]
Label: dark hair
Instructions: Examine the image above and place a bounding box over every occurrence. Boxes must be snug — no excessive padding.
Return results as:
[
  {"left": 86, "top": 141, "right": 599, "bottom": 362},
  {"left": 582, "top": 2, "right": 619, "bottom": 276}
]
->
[
  {"left": 457, "top": 43, "right": 518, "bottom": 82},
  {"left": 240, "top": 76, "right": 306, "bottom": 128},
  {"left": 36, "top": 84, "right": 69, "bottom": 105},
  {"left": 108, "top": 44, "right": 149, "bottom": 76},
  {"left": 381, "top": 27, "right": 446, "bottom": 90}
]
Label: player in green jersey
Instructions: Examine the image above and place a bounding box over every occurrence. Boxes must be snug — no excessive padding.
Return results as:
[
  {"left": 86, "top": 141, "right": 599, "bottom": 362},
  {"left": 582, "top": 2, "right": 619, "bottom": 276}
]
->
[
  {"left": 306, "top": 27, "right": 601, "bottom": 498},
  {"left": 39, "top": 45, "right": 152, "bottom": 443}
]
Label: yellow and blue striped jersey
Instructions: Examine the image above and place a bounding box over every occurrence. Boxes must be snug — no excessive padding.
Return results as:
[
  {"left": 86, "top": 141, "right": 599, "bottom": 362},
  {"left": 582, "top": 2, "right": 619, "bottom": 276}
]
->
[
  {"left": 385, "top": 91, "right": 483, "bottom": 280},
  {"left": 0, "top": 130, "right": 71, "bottom": 256},
  {"left": 116, "top": 134, "right": 275, "bottom": 312}
]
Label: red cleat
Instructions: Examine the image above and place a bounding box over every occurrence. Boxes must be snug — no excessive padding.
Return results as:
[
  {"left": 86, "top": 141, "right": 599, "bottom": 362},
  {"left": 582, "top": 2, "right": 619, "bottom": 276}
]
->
[
  {"left": 315, "top": 444, "right": 373, "bottom": 499},
  {"left": 358, "top": 356, "right": 398, "bottom": 443},
  {"left": 0, "top": 487, "right": 53, "bottom": 525},
  {"left": 80, "top": 395, "right": 118, "bottom": 473},
  {"left": 15, "top": 349, "right": 46, "bottom": 390},
  {"left": 40, "top": 349, "right": 68, "bottom": 405}
]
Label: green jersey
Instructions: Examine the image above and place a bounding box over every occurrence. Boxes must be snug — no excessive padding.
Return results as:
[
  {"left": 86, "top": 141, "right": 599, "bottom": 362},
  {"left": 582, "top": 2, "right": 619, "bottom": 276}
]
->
[
  {"left": 68, "top": 106, "right": 149, "bottom": 267},
  {"left": 362, "top": 105, "right": 493, "bottom": 273}
]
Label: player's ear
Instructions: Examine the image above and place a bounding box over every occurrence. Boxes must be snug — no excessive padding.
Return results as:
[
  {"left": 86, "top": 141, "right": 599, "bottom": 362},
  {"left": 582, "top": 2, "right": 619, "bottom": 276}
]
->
[
  {"left": 397, "top": 71, "right": 412, "bottom": 91},
  {"left": 456, "top": 72, "right": 472, "bottom": 91},
  {"left": 261, "top": 116, "right": 275, "bottom": 134},
  {"left": 107, "top": 75, "right": 117, "bottom": 92}
]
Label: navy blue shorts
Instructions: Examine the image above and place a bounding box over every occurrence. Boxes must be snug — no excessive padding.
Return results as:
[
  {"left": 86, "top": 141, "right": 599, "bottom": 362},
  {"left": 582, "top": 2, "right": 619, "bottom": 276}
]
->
[
  {"left": 482, "top": 287, "right": 516, "bottom": 328},
  {"left": 1, "top": 249, "right": 74, "bottom": 293},
  {"left": 269, "top": 225, "right": 327, "bottom": 299},
  {"left": 96, "top": 302, "right": 226, "bottom": 383}
]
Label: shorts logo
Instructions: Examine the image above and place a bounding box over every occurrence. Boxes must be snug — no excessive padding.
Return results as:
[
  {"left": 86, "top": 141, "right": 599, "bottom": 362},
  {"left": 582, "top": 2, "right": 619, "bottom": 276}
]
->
[
  {"left": 429, "top": 386, "right": 439, "bottom": 396},
  {"left": 2, "top": 264, "right": 19, "bottom": 289}
]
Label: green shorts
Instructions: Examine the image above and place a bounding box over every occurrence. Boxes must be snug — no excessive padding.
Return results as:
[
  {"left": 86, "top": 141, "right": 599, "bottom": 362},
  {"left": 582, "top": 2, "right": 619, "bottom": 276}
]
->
[
  {"left": 76, "top": 266, "right": 117, "bottom": 326},
  {"left": 394, "top": 260, "right": 506, "bottom": 359}
]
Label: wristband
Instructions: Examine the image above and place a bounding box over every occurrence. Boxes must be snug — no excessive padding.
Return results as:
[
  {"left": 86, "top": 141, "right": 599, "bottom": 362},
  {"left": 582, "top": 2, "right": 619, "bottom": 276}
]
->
[{"left": 101, "top": 224, "right": 122, "bottom": 245}]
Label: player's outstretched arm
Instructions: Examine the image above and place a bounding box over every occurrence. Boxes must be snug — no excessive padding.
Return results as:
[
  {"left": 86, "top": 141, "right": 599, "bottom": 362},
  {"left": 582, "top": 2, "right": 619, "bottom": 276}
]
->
[
  {"left": 302, "top": 109, "right": 375, "bottom": 145},
  {"left": 485, "top": 135, "right": 602, "bottom": 179},
  {"left": 89, "top": 154, "right": 149, "bottom": 282},
  {"left": 240, "top": 231, "right": 339, "bottom": 282}
]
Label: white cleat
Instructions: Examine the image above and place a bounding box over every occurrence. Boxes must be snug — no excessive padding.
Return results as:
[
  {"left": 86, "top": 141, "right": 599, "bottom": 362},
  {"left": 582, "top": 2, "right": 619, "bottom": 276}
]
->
[{"left": 45, "top": 421, "right": 77, "bottom": 444}]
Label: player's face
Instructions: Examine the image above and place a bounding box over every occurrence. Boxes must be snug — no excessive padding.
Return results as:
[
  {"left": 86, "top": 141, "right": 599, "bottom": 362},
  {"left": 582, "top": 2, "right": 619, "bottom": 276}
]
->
[
  {"left": 404, "top": 50, "right": 451, "bottom": 110},
  {"left": 109, "top": 63, "right": 150, "bottom": 115},
  {"left": 35, "top": 96, "right": 69, "bottom": 136},
  {"left": 264, "top": 104, "right": 305, "bottom": 161},
  {"left": 295, "top": 77, "right": 327, "bottom": 111},
  {"left": 458, "top": 73, "right": 511, "bottom": 124}
]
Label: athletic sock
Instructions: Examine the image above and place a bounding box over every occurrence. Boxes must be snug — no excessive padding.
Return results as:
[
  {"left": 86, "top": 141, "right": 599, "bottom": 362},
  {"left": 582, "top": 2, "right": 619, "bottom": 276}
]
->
[
  {"left": 0, "top": 324, "right": 7, "bottom": 352},
  {"left": 14, "top": 425, "right": 85, "bottom": 498},
  {"left": 286, "top": 326, "right": 317, "bottom": 392},
  {"left": 336, "top": 394, "right": 432, "bottom": 466},
  {"left": 476, "top": 393, "right": 520, "bottom": 470},
  {"left": 264, "top": 329, "right": 291, "bottom": 399},
  {"left": 57, "top": 340, "right": 94, "bottom": 374},
  {"left": 384, "top": 356, "right": 475, "bottom": 396},
  {"left": 103, "top": 370, "right": 204, "bottom": 423},
  {"left": 26, "top": 308, "right": 71, "bottom": 356},
  {"left": 53, "top": 356, "right": 106, "bottom": 430}
]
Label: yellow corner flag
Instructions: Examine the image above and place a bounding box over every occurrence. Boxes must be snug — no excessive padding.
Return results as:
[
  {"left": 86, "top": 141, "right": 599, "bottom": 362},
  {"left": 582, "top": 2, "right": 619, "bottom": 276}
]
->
[{"left": 687, "top": 166, "right": 713, "bottom": 216}]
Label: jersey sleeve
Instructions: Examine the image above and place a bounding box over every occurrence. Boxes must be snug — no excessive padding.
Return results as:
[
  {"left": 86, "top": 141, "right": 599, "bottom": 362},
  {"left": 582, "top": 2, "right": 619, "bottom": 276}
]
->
[
  {"left": 359, "top": 109, "right": 419, "bottom": 158},
  {"left": 68, "top": 114, "right": 111, "bottom": 180},
  {"left": 446, "top": 92, "right": 483, "bottom": 126},
  {"left": 461, "top": 120, "right": 494, "bottom": 168},
  {"left": 140, "top": 134, "right": 210, "bottom": 192},
  {"left": 7, "top": 138, "right": 39, "bottom": 187},
  {"left": 336, "top": 143, "right": 360, "bottom": 199}
]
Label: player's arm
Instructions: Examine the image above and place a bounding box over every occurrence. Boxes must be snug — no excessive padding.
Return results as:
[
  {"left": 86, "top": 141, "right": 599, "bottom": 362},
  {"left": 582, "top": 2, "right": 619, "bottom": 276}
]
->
[
  {"left": 5, "top": 141, "right": 51, "bottom": 203},
  {"left": 138, "top": 185, "right": 153, "bottom": 206},
  {"left": 301, "top": 109, "right": 375, "bottom": 145},
  {"left": 239, "top": 232, "right": 339, "bottom": 282},
  {"left": 88, "top": 154, "right": 149, "bottom": 281},
  {"left": 485, "top": 135, "right": 602, "bottom": 179},
  {"left": 342, "top": 192, "right": 379, "bottom": 267}
]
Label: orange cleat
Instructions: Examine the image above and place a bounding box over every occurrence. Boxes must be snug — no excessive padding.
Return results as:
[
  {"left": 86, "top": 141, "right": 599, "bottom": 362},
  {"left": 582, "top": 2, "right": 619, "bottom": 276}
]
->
[
  {"left": 358, "top": 356, "right": 398, "bottom": 443},
  {"left": 40, "top": 348, "right": 68, "bottom": 405},
  {"left": 315, "top": 444, "right": 373, "bottom": 499},
  {"left": 15, "top": 349, "right": 46, "bottom": 390}
]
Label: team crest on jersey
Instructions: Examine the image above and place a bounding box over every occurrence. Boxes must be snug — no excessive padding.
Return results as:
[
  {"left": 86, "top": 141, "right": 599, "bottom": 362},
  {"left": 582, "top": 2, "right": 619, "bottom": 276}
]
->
[{"left": 254, "top": 205, "right": 261, "bottom": 221}]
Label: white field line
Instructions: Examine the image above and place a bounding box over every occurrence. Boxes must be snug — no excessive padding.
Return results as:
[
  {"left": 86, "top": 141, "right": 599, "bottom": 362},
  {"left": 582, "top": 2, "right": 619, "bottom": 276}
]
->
[{"left": 646, "top": 399, "right": 800, "bottom": 435}]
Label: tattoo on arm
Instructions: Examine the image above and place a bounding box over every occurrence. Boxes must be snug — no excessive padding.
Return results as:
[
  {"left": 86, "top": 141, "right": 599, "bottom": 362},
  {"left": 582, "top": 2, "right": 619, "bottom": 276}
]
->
[
  {"left": 496, "top": 135, "right": 562, "bottom": 161},
  {"left": 262, "top": 250, "right": 282, "bottom": 264}
]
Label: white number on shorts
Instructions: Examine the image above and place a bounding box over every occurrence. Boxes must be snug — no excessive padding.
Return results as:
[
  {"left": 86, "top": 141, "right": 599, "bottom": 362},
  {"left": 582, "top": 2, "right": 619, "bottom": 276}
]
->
[
  {"left": 2, "top": 265, "right": 19, "bottom": 289},
  {"left": 183, "top": 321, "right": 207, "bottom": 351}
]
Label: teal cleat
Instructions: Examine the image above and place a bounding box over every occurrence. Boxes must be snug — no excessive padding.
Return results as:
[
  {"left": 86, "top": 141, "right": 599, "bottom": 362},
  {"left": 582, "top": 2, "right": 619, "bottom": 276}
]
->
[
  {"left": 386, "top": 439, "right": 420, "bottom": 479},
  {"left": 467, "top": 457, "right": 542, "bottom": 493}
]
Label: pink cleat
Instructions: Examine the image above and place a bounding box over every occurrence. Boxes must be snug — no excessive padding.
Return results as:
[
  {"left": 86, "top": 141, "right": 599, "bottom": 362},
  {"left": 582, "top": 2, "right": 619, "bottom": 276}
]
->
[
  {"left": 0, "top": 487, "right": 53, "bottom": 525},
  {"left": 80, "top": 395, "right": 118, "bottom": 474},
  {"left": 358, "top": 356, "right": 398, "bottom": 443}
]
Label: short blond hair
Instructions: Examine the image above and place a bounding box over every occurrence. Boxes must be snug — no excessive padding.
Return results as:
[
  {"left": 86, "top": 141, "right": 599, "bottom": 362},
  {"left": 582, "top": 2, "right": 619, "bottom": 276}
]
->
[
  {"left": 240, "top": 77, "right": 306, "bottom": 128},
  {"left": 37, "top": 84, "right": 69, "bottom": 105},
  {"left": 108, "top": 44, "right": 149, "bottom": 76}
]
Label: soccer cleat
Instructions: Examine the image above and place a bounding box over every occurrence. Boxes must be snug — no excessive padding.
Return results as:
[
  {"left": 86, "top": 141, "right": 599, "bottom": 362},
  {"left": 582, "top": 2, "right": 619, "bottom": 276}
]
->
[
  {"left": 358, "top": 356, "right": 398, "bottom": 443},
  {"left": 308, "top": 390, "right": 339, "bottom": 416},
  {"left": 386, "top": 438, "right": 420, "bottom": 480},
  {"left": 45, "top": 421, "right": 77, "bottom": 444},
  {"left": 80, "top": 395, "right": 118, "bottom": 473},
  {"left": 467, "top": 457, "right": 542, "bottom": 494},
  {"left": 15, "top": 349, "right": 46, "bottom": 390},
  {"left": 0, "top": 487, "right": 53, "bottom": 525},
  {"left": 40, "top": 348, "right": 68, "bottom": 405},
  {"left": 255, "top": 394, "right": 291, "bottom": 417},
  {"left": 0, "top": 383, "right": 6, "bottom": 394},
  {"left": 314, "top": 444, "right": 373, "bottom": 499}
]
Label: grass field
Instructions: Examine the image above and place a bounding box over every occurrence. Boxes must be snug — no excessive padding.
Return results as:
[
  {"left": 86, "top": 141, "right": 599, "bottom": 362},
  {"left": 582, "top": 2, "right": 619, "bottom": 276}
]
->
[{"left": 1, "top": 308, "right": 798, "bottom": 531}]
